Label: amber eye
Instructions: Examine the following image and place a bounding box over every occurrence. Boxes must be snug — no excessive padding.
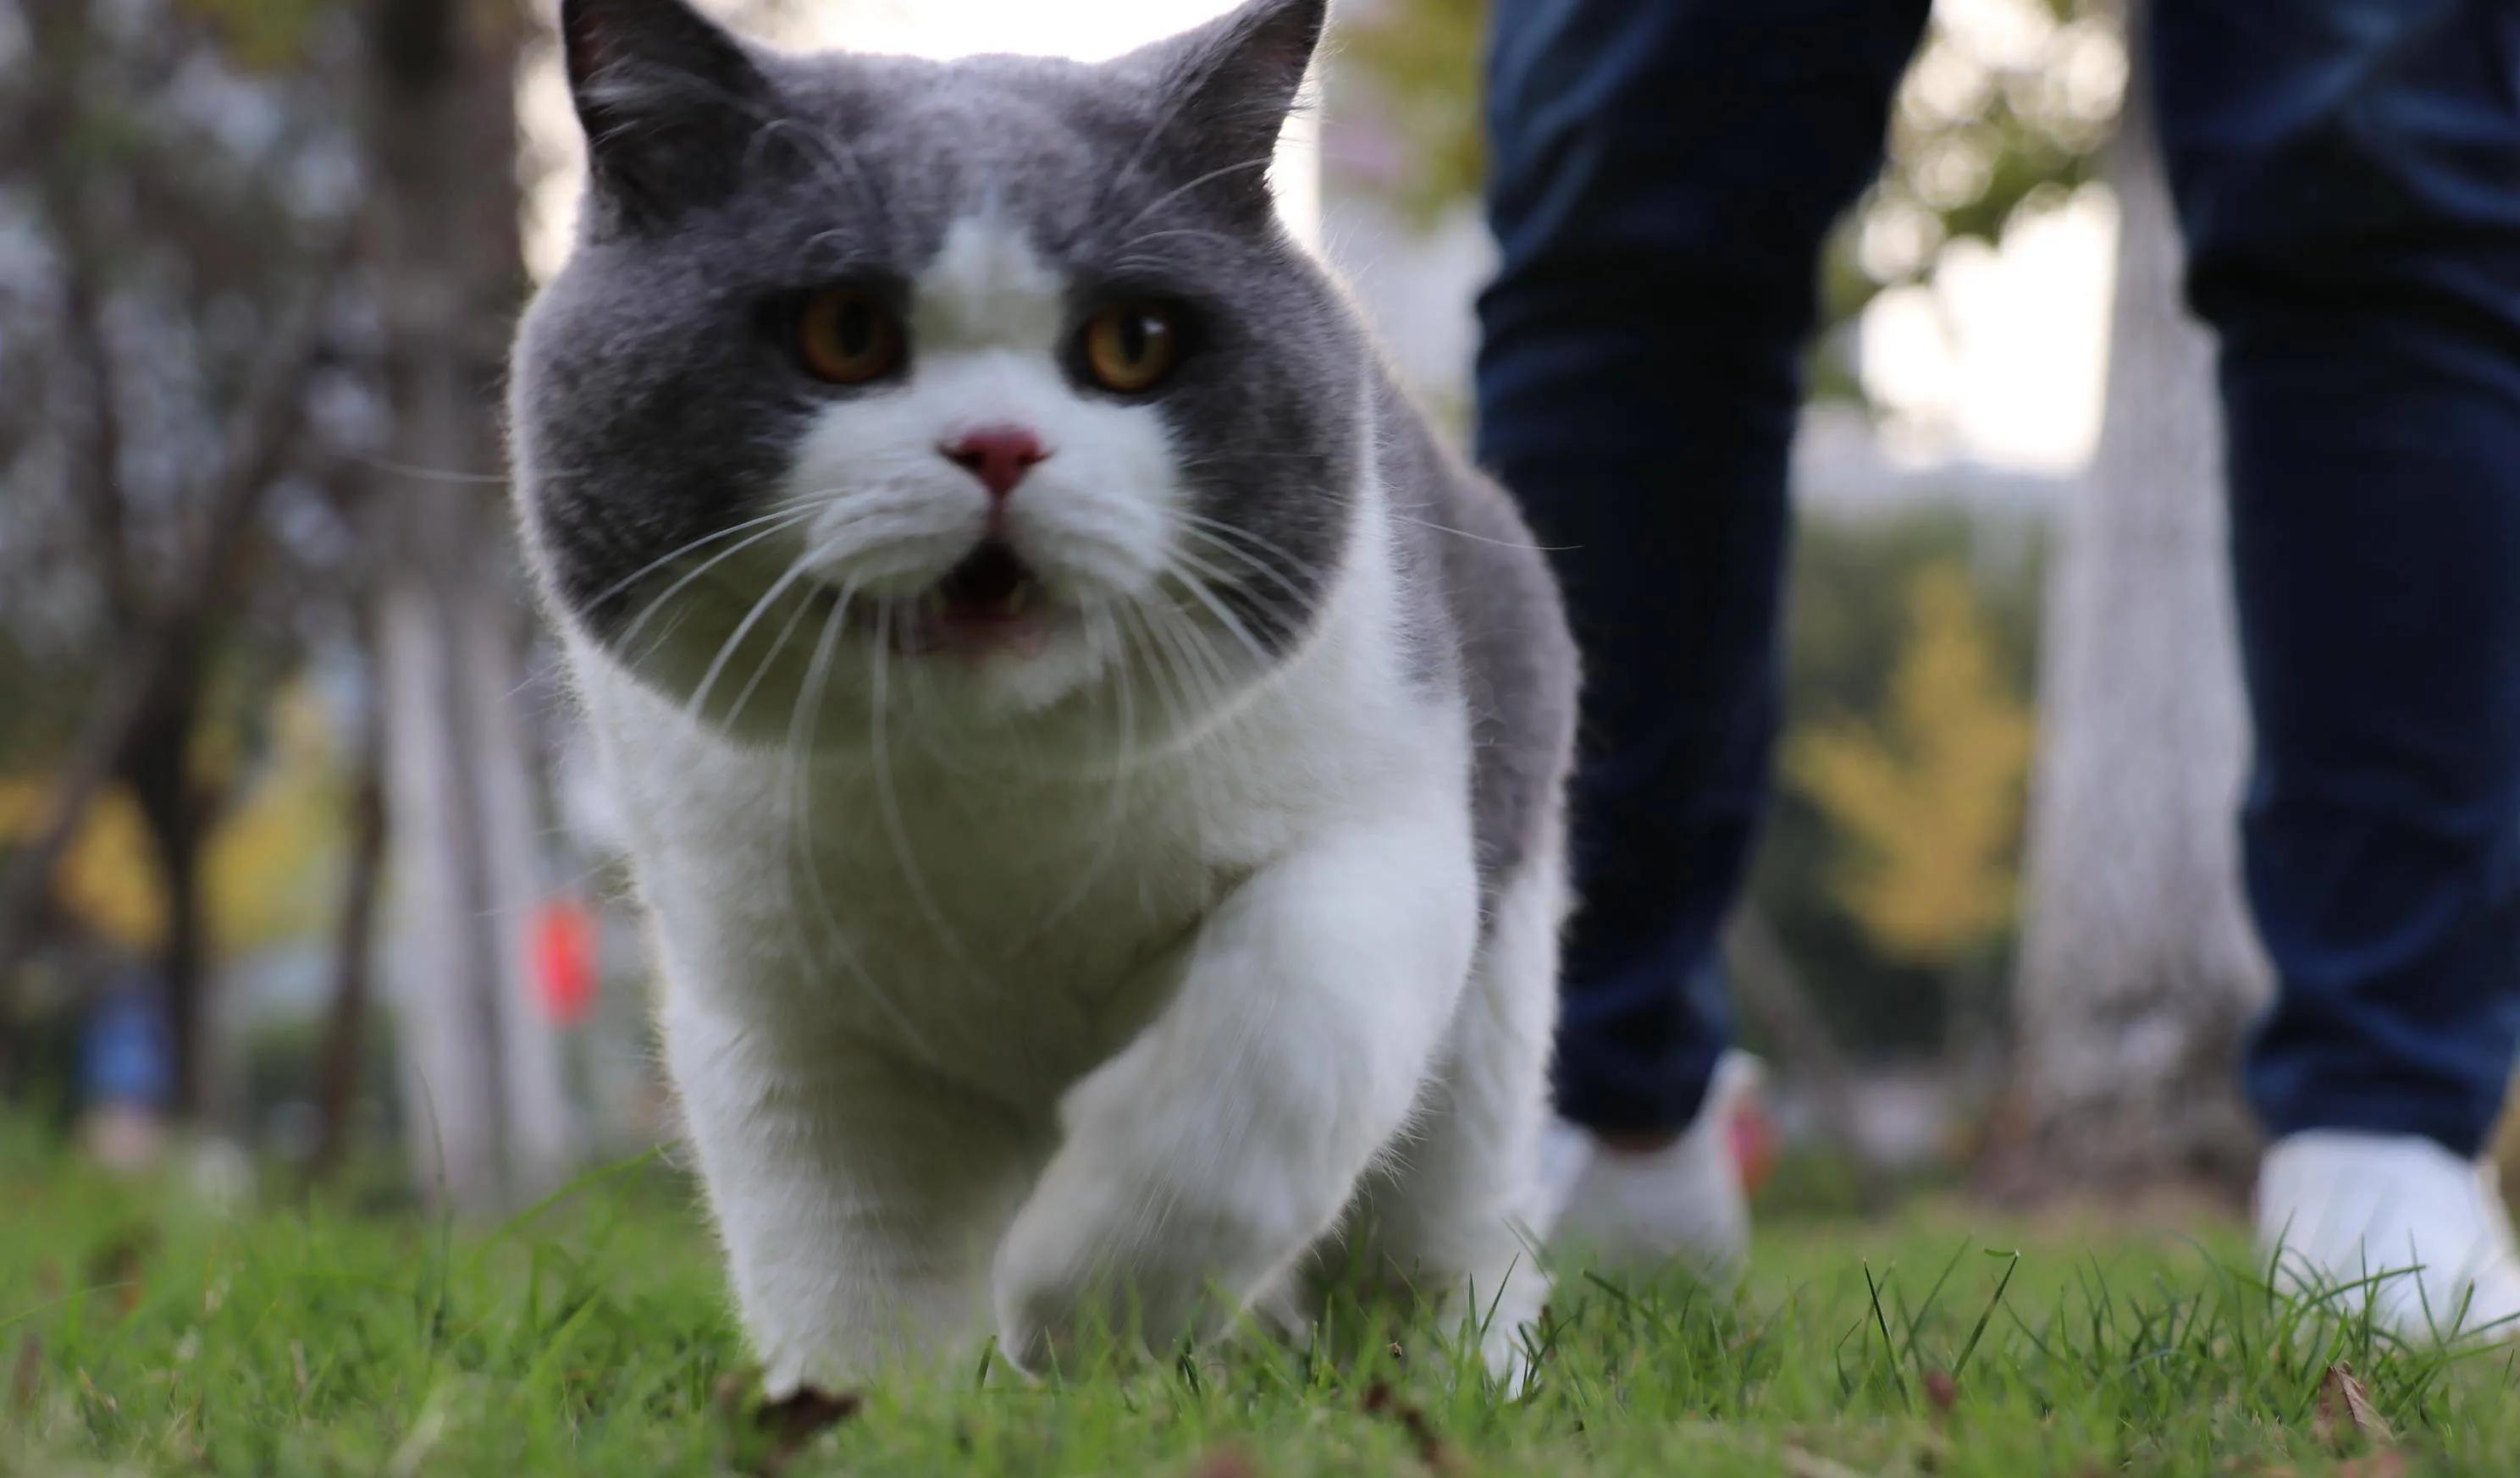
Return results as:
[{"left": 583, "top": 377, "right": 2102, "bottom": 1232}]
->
[
  {"left": 795, "top": 288, "right": 904, "bottom": 384},
  {"left": 1081, "top": 301, "right": 1181, "bottom": 394}
]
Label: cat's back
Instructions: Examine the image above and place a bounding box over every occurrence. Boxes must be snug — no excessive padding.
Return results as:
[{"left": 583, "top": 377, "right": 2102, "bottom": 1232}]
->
[{"left": 1371, "top": 372, "right": 1579, "bottom": 900}]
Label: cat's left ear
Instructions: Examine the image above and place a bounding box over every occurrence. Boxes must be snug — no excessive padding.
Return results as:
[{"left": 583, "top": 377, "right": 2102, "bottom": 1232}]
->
[
  {"left": 561, "top": 0, "right": 772, "bottom": 231},
  {"left": 1121, "top": 0, "right": 1326, "bottom": 221}
]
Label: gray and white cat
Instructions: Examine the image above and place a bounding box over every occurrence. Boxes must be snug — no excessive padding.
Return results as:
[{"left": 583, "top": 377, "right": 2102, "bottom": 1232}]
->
[{"left": 509, "top": 0, "right": 1578, "bottom": 1390}]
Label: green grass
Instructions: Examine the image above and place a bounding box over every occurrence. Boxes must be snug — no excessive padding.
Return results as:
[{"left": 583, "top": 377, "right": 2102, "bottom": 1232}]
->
[{"left": 6, "top": 1139, "right": 2518, "bottom": 1476}]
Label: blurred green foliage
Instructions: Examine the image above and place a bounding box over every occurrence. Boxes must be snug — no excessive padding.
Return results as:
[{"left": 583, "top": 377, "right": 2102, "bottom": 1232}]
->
[
  {"left": 1339, "top": 0, "right": 2125, "bottom": 402},
  {"left": 1818, "top": 0, "right": 2122, "bottom": 345},
  {"left": 1337, "top": 0, "right": 1489, "bottom": 223},
  {"left": 176, "top": 0, "right": 334, "bottom": 70}
]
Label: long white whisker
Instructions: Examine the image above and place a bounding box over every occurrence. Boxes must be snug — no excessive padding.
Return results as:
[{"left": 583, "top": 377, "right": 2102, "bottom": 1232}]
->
[
  {"left": 1172, "top": 518, "right": 1318, "bottom": 619},
  {"left": 1019, "top": 603, "right": 1141, "bottom": 940},
  {"left": 721, "top": 581, "right": 819, "bottom": 732},
  {"left": 1318, "top": 484, "right": 1573, "bottom": 553},
  {"left": 579, "top": 502, "right": 819, "bottom": 620},
  {"left": 1139, "top": 587, "right": 1234, "bottom": 731},
  {"left": 784, "top": 587, "right": 942, "bottom": 1065},
  {"left": 682, "top": 558, "right": 815, "bottom": 725},
  {"left": 776, "top": 591, "right": 847, "bottom": 997},
  {"left": 870, "top": 605, "right": 983, "bottom": 978},
  {"left": 1129, "top": 590, "right": 1235, "bottom": 761},
  {"left": 1112, "top": 596, "right": 1190, "bottom": 742},
  {"left": 1160, "top": 553, "right": 1281, "bottom": 675},
  {"left": 615, "top": 516, "right": 813, "bottom": 664}
]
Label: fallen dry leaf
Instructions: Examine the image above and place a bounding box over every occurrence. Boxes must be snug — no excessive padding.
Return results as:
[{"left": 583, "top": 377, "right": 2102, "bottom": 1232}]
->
[
  {"left": 86, "top": 1227, "right": 156, "bottom": 1317},
  {"left": 740, "top": 1385, "right": 863, "bottom": 1476},
  {"left": 1923, "top": 1368, "right": 1958, "bottom": 1416},
  {"left": 2316, "top": 1362, "right": 2395, "bottom": 1450},
  {"left": 1185, "top": 1444, "right": 1261, "bottom": 1478},
  {"left": 10, "top": 1335, "right": 40, "bottom": 1417},
  {"left": 2335, "top": 1453, "right": 2409, "bottom": 1478},
  {"left": 75, "top": 1365, "right": 118, "bottom": 1417},
  {"left": 1360, "top": 1381, "right": 1456, "bottom": 1472}
]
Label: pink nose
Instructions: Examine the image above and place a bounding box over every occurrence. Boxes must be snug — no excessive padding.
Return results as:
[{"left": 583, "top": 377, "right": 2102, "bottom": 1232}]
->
[{"left": 942, "top": 427, "right": 1048, "bottom": 500}]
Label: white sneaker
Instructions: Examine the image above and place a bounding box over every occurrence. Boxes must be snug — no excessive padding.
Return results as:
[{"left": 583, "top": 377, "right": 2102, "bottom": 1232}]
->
[
  {"left": 2257, "top": 1130, "right": 2520, "bottom": 1340},
  {"left": 1539, "top": 1051, "right": 1757, "bottom": 1285}
]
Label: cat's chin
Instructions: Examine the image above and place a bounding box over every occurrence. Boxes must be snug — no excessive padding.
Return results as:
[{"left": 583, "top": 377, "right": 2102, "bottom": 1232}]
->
[
  {"left": 887, "top": 607, "right": 1059, "bottom": 661},
  {"left": 636, "top": 605, "right": 1139, "bottom": 762},
  {"left": 865, "top": 584, "right": 1072, "bottom": 665},
  {"left": 825, "top": 539, "right": 1083, "bottom": 664}
]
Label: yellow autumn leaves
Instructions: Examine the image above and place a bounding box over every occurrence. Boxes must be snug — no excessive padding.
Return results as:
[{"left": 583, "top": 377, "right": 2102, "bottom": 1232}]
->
[
  {"left": 1786, "top": 563, "right": 2036, "bottom": 968},
  {"left": 0, "top": 684, "right": 347, "bottom": 959}
]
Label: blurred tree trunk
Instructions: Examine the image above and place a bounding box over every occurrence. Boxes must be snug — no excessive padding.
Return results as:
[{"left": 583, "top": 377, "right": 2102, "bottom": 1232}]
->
[
  {"left": 308, "top": 652, "right": 390, "bottom": 1184},
  {"left": 2004, "top": 43, "right": 2270, "bottom": 1196},
  {"left": 368, "top": 0, "right": 577, "bottom": 1210},
  {"left": 119, "top": 661, "right": 210, "bottom": 1117}
]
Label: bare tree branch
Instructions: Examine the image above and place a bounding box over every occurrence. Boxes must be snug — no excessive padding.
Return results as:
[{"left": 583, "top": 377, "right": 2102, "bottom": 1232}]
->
[
  {"left": 0, "top": 271, "right": 340, "bottom": 998},
  {"left": 56, "top": 258, "right": 135, "bottom": 630}
]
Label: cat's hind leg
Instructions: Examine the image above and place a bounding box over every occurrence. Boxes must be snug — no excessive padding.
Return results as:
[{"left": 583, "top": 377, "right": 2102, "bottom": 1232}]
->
[{"left": 1340, "top": 850, "right": 1567, "bottom": 1387}]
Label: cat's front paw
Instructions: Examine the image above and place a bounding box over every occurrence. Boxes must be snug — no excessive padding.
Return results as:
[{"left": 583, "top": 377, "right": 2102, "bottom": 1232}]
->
[
  {"left": 992, "top": 1144, "right": 1263, "bottom": 1370},
  {"left": 989, "top": 1223, "right": 1099, "bottom": 1374}
]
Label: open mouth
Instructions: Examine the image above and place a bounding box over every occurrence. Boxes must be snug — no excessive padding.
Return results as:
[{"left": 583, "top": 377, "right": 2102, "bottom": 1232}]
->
[
  {"left": 936, "top": 541, "right": 1033, "bottom": 620},
  {"left": 892, "top": 541, "right": 1053, "bottom": 657}
]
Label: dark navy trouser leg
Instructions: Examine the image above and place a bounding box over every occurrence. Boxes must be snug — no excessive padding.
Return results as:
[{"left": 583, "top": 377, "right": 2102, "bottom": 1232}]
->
[
  {"left": 2156, "top": 0, "right": 2520, "bottom": 1158},
  {"left": 1478, "top": 0, "right": 1931, "bottom": 1135},
  {"left": 1493, "top": 0, "right": 2520, "bottom": 1152}
]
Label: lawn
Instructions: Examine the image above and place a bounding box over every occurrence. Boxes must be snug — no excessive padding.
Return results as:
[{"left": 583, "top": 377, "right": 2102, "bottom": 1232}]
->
[{"left": 5, "top": 1138, "right": 2517, "bottom": 1477}]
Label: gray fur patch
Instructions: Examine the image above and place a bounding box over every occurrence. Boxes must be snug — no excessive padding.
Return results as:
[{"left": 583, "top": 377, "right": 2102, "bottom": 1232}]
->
[{"left": 1372, "top": 373, "right": 1579, "bottom": 907}]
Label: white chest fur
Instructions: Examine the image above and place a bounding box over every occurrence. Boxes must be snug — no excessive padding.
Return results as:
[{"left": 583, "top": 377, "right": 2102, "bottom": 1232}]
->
[{"left": 577, "top": 532, "right": 1459, "bottom": 1105}]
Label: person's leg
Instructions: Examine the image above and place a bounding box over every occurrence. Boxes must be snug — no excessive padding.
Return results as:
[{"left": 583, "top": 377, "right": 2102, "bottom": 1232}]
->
[
  {"left": 1478, "top": 0, "right": 1931, "bottom": 1144},
  {"left": 2153, "top": 0, "right": 2520, "bottom": 1329}
]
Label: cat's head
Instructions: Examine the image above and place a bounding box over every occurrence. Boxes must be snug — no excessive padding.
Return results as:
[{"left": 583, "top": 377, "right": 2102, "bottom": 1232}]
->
[{"left": 511, "top": 0, "right": 1362, "bottom": 753}]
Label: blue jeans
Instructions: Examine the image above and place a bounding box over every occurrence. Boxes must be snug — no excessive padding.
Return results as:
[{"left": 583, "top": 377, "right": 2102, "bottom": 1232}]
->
[{"left": 1480, "top": 0, "right": 2520, "bottom": 1157}]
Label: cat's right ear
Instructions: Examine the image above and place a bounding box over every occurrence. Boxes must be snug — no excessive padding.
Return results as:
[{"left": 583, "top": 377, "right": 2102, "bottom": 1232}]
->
[
  {"left": 1114, "top": 0, "right": 1326, "bottom": 227},
  {"left": 561, "top": 0, "right": 769, "bottom": 230}
]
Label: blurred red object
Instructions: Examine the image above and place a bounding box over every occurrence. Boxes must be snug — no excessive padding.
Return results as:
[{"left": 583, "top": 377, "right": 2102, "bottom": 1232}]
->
[
  {"left": 1728, "top": 1097, "right": 1777, "bottom": 1195},
  {"left": 532, "top": 899, "right": 599, "bottom": 1027},
  {"left": 1713, "top": 1051, "right": 1777, "bottom": 1195}
]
